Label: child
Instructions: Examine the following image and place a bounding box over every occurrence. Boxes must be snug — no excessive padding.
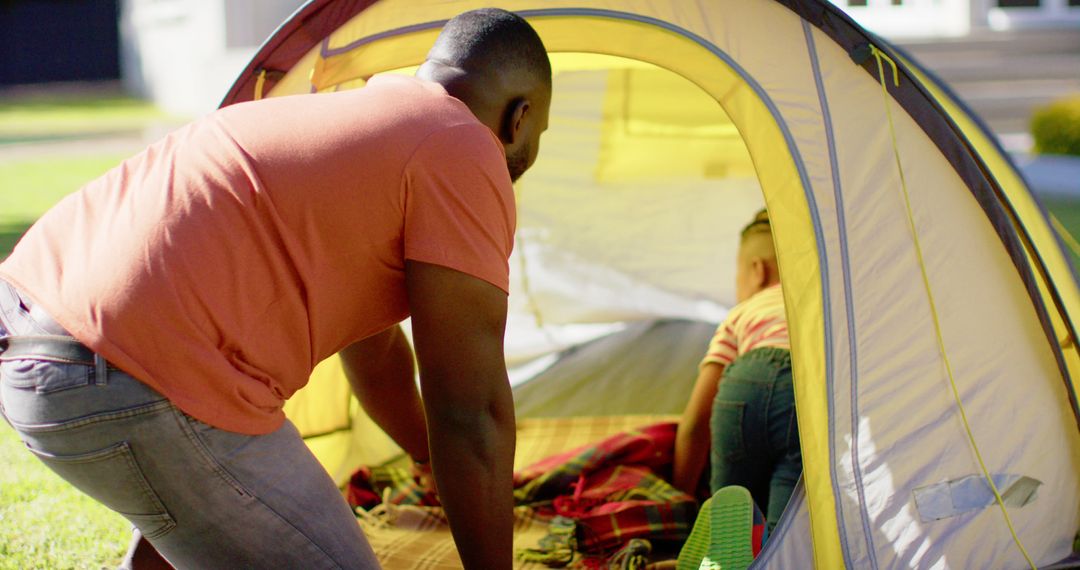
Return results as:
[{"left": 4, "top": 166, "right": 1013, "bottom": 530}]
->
[{"left": 672, "top": 209, "right": 800, "bottom": 533}]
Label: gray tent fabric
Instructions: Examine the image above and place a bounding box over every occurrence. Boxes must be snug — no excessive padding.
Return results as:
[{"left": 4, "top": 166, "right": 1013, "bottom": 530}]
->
[{"left": 512, "top": 319, "right": 716, "bottom": 418}]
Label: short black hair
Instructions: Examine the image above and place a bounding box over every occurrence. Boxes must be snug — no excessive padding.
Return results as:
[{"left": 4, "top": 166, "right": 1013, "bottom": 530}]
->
[{"left": 437, "top": 8, "right": 551, "bottom": 86}]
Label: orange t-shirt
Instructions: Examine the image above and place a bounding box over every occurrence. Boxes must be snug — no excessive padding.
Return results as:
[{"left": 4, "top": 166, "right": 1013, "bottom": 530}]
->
[{"left": 0, "top": 75, "right": 516, "bottom": 434}]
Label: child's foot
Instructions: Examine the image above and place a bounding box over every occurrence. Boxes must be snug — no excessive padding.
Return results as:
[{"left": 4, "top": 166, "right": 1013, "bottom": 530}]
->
[{"left": 676, "top": 485, "right": 755, "bottom": 570}]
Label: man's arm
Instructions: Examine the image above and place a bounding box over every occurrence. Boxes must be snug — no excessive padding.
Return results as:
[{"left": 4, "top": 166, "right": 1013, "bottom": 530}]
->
[
  {"left": 673, "top": 362, "right": 725, "bottom": 496},
  {"left": 405, "top": 260, "right": 515, "bottom": 570},
  {"left": 340, "top": 325, "right": 430, "bottom": 464}
]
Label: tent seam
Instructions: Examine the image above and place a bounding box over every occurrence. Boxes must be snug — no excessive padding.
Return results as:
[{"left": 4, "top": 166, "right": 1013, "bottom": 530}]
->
[
  {"left": 805, "top": 20, "right": 874, "bottom": 570},
  {"left": 752, "top": 476, "right": 803, "bottom": 566},
  {"left": 322, "top": 20, "right": 447, "bottom": 57}
]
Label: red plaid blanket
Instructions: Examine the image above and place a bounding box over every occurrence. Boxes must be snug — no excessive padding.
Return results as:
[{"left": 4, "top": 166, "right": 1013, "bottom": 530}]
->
[
  {"left": 512, "top": 422, "right": 696, "bottom": 554},
  {"left": 348, "top": 421, "right": 697, "bottom": 558}
]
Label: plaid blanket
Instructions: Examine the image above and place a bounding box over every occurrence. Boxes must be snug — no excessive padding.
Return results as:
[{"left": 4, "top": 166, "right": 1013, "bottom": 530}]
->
[
  {"left": 348, "top": 464, "right": 439, "bottom": 510},
  {"left": 348, "top": 420, "right": 696, "bottom": 562},
  {"left": 512, "top": 422, "right": 697, "bottom": 554}
]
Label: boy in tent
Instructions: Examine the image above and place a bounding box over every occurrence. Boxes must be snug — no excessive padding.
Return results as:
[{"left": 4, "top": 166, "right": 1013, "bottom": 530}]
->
[{"left": 672, "top": 209, "right": 801, "bottom": 534}]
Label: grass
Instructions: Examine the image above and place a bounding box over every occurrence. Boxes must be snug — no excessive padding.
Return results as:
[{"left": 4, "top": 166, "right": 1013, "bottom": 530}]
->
[
  {"left": 0, "top": 88, "right": 165, "bottom": 263},
  {"left": 0, "top": 94, "right": 164, "bottom": 143},
  {"left": 0, "top": 156, "right": 128, "bottom": 260},
  {"left": 0, "top": 88, "right": 153, "bottom": 570},
  {"left": 0, "top": 423, "right": 131, "bottom": 570}
]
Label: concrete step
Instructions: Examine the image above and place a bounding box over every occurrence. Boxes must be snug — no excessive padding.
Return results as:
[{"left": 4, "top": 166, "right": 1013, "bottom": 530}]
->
[
  {"left": 925, "top": 75, "right": 1080, "bottom": 134},
  {"left": 905, "top": 52, "right": 1080, "bottom": 82},
  {"left": 947, "top": 77, "right": 1080, "bottom": 103},
  {"left": 946, "top": 87, "right": 1071, "bottom": 137},
  {"left": 893, "top": 28, "right": 1080, "bottom": 140},
  {"left": 897, "top": 28, "right": 1080, "bottom": 58}
]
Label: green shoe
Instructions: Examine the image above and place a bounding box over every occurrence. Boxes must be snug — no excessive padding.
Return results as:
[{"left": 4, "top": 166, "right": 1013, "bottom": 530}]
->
[{"left": 676, "top": 485, "right": 755, "bottom": 570}]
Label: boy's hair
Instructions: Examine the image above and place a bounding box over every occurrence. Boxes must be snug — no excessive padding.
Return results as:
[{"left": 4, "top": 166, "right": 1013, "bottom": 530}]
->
[{"left": 740, "top": 208, "right": 771, "bottom": 242}]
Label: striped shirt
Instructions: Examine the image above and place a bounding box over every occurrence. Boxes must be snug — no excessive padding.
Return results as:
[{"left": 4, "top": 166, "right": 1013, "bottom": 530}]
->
[{"left": 700, "top": 284, "right": 789, "bottom": 369}]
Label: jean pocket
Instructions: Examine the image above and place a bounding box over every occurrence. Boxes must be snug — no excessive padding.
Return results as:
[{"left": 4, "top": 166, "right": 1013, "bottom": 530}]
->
[
  {"left": 711, "top": 400, "right": 747, "bottom": 462},
  {"left": 26, "top": 441, "right": 176, "bottom": 539},
  {"left": 1, "top": 359, "right": 92, "bottom": 394}
]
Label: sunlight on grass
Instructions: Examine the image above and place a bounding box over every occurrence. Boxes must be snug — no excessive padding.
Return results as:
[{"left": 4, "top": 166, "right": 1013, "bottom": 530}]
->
[
  {"left": 0, "top": 422, "right": 130, "bottom": 570},
  {"left": 0, "top": 95, "right": 165, "bottom": 141},
  {"left": 0, "top": 155, "right": 127, "bottom": 262},
  {"left": 0, "top": 92, "right": 153, "bottom": 568},
  {"left": 0, "top": 156, "right": 126, "bottom": 224}
]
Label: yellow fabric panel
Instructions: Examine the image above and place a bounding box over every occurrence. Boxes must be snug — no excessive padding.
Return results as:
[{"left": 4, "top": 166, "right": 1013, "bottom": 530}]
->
[
  {"left": 284, "top": 356, "right": 403, "bottom": 484},
  {"left": 597, "top": 67, "right": 755, "bottom": 181},
  {"left": 900, "top": 56, "right": 1080, "bottom": 418},
  {"left": 763, "top": 163, "right": 836, "bottom": 570},
  {"left": 283, "top": 356, "right": 351, "bottom": 438},
  {"left": 299, "top": 431, "right": 354, "bottom": 484},
  {"left": 270, "top": 48, "right": 321, "bottom": 97},
  {"left": 313, "top": 30, "right": 439, "bottom": 89}
]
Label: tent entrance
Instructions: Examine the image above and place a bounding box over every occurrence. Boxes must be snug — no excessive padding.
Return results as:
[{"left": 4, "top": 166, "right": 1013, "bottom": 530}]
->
[
  {"left": 293, "top": 11, "right": 820, "bottom": 331},
  {"left": 268, "top": 2, "right": 837, "bottom": 498}
]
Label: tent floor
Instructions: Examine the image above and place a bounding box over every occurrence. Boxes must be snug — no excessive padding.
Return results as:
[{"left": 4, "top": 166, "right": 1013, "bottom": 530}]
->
[{"left": 359, "top": 414, "right": 679, "bottom": 568}]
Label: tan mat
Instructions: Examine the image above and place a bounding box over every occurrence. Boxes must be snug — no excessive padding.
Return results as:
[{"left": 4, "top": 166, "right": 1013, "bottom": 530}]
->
[{"left": 357, "top": 415, "right": 677, "bottom": 569}]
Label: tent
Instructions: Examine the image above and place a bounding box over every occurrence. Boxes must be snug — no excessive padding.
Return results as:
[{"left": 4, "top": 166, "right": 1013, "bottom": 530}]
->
[{"left": 220, "top": 1, "right": 1080, "bottom": 567}]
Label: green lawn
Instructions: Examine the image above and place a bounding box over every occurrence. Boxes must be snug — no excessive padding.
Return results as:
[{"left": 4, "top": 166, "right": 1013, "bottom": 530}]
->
[
  {"left": 0, "top": 423, "right": 131, "bottom": 570},
  {"left": 0, "top": 156, "right": 128, "bottom": 261},
  {"left": 0, "top": 90, "right": 155, "bottom": 570},
  {"left": 0, "top": 93, "right": 163, "bottom": 143}
]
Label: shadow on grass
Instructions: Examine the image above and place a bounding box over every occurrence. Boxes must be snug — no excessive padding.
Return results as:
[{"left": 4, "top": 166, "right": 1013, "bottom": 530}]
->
[{"left": 0, "top": 222, "right": 31, "bottom": 261}]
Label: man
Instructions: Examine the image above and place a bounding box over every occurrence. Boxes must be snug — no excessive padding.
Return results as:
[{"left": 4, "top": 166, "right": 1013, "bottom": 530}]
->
[{"left": 0, "top": 8, "right": 550, "bottom": 569}]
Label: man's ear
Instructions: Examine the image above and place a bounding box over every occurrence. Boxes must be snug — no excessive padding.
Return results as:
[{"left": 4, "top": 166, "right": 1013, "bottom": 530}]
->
[{"left": 500, "top": 97, "right": 530, "bottom": 145}]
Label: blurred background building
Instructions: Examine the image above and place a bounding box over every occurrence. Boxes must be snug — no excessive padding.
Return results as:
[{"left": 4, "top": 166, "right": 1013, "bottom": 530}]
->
[{"left": 1, "top": 0, "right": 1078, "bottom": 153}]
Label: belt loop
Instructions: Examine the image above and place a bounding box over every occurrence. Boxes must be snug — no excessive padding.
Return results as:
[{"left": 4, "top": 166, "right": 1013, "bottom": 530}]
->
[{"left": 94, "top": 353, "right": 108, "bottom": 385}]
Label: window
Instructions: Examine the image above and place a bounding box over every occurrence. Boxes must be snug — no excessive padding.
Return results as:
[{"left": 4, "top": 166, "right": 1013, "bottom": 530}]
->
[{"left": 996, "top": 0, "right": 1041, "bottom": 6}]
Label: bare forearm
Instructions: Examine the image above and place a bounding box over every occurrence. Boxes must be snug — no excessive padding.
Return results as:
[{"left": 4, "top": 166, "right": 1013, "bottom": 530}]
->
[
  {"left": 427, "top": 383, "right": 516, "bottom": 569},
  {"left": 673, "top": 419, "right": 709, "bottom": 495},
  {"left": 342, "top": 328, "right": 430, "bottom": 460},
  {"left": 404, "top": 260, "right": 516, "bottom": 568},
  {"left": 673, "top": 363, "right": 724, "bottom": 496},
  {"left": 357, "top": 376, "right": 428, "bottom": 460}
]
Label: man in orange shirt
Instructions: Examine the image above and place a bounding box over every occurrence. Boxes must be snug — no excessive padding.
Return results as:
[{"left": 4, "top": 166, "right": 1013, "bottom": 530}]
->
[{"left": 0, "top": 8, "right": 549, "bottom": 569}]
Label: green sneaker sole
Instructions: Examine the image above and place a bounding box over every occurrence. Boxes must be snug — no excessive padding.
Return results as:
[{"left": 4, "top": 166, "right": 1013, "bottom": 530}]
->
[
  {"left": 676, "top": 485, "right": 755, "bottom": 570},
  {"left": 707, "top": 485, "right": 755, "bottom": 570}
]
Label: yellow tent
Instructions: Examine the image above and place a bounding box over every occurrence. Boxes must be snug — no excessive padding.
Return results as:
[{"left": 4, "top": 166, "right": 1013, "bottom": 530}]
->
[{"left": 222, "top": 1, "right": 1080, "bottom": 567}]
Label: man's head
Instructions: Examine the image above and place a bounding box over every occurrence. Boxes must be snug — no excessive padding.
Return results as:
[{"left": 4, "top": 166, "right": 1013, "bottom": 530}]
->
[
  {"left": 735, "top": 209, "right": 780, "bottom": 303},
  {"left": 417, "top": 8, "right": 552, "bottom": 182}
]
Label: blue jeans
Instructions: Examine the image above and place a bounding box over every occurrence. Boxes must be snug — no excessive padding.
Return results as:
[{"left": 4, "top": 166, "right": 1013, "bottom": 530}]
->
[
  {"left": 709, "top": 347, "right": 801, "bottom": 532},
  {"left": 0, "top": 282, "right": 379, "bottom": 569}
]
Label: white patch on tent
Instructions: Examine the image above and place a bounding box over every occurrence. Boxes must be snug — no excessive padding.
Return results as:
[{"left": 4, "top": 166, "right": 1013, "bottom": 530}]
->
[
  {"left": 913, "top": 474, "right": 1041, "bottom": 522},
  {"left": 845, "top": 416, "right": 946, "bottom": 568}
]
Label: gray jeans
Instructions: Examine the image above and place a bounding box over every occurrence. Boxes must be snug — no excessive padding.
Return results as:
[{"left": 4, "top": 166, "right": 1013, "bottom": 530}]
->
[{"left": 0, "top": 281, "right": 380, "bottom": 569}]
